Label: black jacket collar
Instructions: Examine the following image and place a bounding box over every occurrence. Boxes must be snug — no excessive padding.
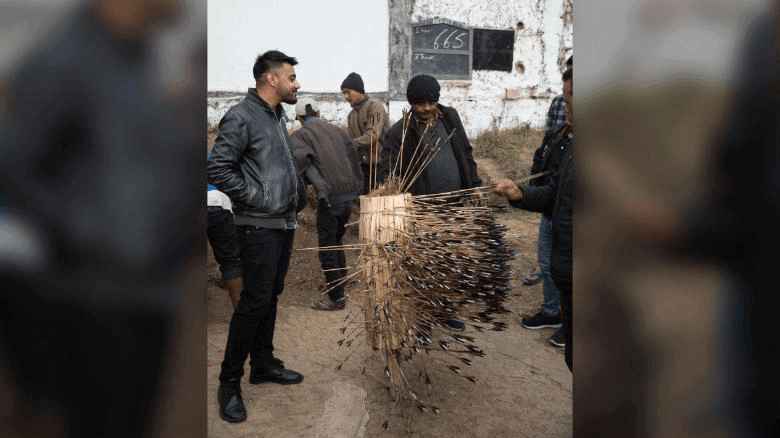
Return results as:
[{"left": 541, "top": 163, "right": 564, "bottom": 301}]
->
[{"left": 246, "top": 88, "right": 285, "bottom": 119}]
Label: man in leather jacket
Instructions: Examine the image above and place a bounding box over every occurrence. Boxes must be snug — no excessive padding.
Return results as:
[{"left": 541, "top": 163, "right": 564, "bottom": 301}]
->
[{"left": 208, "top": 50, "right": 306, "bottom": 423}]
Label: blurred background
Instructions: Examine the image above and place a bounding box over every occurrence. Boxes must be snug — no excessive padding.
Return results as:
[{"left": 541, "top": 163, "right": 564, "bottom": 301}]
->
[
  {"left": 0, "top": 1, "right": 206, "bottom": 437},
  {"left": 577, "top": 0, "right": 777, "bottom": 437},
  {"left": 0, "top": 0, "right": 777, "bottom": 437}
]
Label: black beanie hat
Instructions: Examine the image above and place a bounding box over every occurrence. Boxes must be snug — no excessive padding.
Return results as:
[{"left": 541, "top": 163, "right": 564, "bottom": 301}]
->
[
  {"left": 340, "top": 72, "right": 365, "bottom": 94},
  {"left": 406, "top": 74, "right": 440, "bottom": 104}
]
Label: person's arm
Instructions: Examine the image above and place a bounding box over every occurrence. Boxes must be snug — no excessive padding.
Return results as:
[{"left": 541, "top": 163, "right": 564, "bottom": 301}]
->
[
  {"left": 352, "top": 100, "right": 389, "bottom": 148},
  {"left": 207, "top": 111, "right": 254, "bottom": 205},
  {"left": 291, "top": 130, "right": 332, "bottom": 204},
  {"left": 450, "top": 109, "right": 482, "bottom": 187},
  {"left": 515, "top": 183, "right": 556, "bottom": 213},
  {"left": 494, "top": 176, "right": 556, "bottom": 213},
  {"left": 340, "top": 130, "right": 365, "bottom": 193},
  {"left": 530, "top": 142, "right": 547, "bottom": 176},
  {"left": 376, "top": 123, "right": 402, "bottom": 184}
]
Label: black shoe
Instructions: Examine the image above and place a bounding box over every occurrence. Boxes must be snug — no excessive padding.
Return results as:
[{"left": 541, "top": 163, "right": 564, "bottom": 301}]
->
[
  {"left": 249, "top": 365, "right": 304, "bottom": 385},
  {"left": 218, "top": 383, "right": 247, "bottom": 423},
  {"left": 521, "top": 311, "right": 562, "bottom": 330},
  {"left": 548, "top": 327, "right": 566, "bottom": 348},
  {"left": 445, "top": 318, "right": 465, "bottom": 331}
]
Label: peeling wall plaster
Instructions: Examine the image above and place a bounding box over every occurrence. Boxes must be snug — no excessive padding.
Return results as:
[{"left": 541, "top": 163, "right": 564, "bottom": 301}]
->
[
  {"left": 207, "top": 0, "right": 573, "bottom": 138},
  {"left": 397, "top": 0, "right": 573, "bottom": 136}
]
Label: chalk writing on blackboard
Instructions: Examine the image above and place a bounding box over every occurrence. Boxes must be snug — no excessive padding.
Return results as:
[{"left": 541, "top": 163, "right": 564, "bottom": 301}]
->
[
  {"left": 412, "top": 20, "right": 472, "bottom": 80},
  {"left": 433, "top": 29, "right": 467, "bottom": 50}
]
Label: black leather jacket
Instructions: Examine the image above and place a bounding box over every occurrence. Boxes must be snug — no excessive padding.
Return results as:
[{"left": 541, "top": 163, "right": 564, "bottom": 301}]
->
[{"left": 208, "top": 89, "right": 302, "bottom": 226}]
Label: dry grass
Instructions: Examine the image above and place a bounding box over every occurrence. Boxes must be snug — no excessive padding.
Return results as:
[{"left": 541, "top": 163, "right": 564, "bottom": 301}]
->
[{"left": 472, "top": 126, "right": 544, "bottom": 182}]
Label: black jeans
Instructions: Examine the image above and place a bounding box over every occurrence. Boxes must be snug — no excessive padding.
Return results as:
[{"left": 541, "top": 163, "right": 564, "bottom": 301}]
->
[
  {"left": 219, "top": 227, "right": 295, "bottom": 383},
  {"left": 207, "top": 207, "right": 242, "bottom": 281},
  {"left": 317, "top": 200, "right": 352, "bottom": 302}
]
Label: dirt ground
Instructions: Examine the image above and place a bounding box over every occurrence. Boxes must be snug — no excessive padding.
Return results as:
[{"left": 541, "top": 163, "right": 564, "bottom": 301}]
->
[{"left": 206, "top": 157, "right": 572, "bottom": 438}]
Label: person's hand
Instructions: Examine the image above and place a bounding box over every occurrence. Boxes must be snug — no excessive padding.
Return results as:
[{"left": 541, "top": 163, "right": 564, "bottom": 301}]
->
[{"left": 494, "top": 179, "right": 522, "bottom": 201}]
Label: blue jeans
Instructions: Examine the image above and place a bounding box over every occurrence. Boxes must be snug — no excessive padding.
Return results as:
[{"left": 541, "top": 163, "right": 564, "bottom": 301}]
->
[{"left": 537, "top": 215, "right": 560, "bottom": 316}]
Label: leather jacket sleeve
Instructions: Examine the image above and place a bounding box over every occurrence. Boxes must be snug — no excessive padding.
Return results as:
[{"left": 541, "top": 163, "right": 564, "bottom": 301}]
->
[{"left": 207, "top": 111, "right": 255, "bottom": 205}]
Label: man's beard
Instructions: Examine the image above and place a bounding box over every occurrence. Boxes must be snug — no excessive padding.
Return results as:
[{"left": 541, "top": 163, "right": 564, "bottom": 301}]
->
[
  {"left": 282, "top": 92, "right": 298, "bottom": 105},
  {"left": 414, "top": 107, "right": 441, "bottom": 124}
]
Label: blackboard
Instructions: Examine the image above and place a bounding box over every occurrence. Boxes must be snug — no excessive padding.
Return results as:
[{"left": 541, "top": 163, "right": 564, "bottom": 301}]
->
[
  {"left": 473, "top": 29, "right": 515, "bottom": 72},
  {"left": 411, "top": 21, "right": 472, "bottom": 80}
]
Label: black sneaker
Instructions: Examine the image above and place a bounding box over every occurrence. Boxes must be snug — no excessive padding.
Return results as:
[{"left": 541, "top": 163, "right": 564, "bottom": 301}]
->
[
  {"left": 218, "top": 383, "right": 247, "bottom": 423},
  {"left": 548, "top": 327, "right": 566, "bottom": 348},
  {"left": 521, "top": 311, "right": 562, "bottom": 330}
]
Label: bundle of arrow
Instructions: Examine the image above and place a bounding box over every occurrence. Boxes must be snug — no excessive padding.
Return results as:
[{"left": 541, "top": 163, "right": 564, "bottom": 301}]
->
[{"left": 308, "top": 110, "right": 514, "bottom": 412}]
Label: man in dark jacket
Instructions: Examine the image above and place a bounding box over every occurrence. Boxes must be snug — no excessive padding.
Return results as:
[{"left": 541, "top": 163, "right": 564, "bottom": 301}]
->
[
  {"left": 290, "top": 97, "right": 363, "bottom": 311},
  {"left": 379, "top": 74, "right": 482, "bottom": 331},
  {"left": 208, "top": 50, "right": 305, "bottom": 423},
  {"left": 380, "top": 74, "right": 481, "bottom": 196},
  {"left": 522, "top": 67, "right": 573, "bottom": 350},
  {"left": 495, "top": 68, "right": 574, "bottom": 372},
  {"left": 523, "top": 55, "right": 572, "bottom": 289}
]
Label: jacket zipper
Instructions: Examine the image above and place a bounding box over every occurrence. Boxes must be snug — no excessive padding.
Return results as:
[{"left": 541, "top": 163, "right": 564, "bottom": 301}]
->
[{"left": 272, "top": 111, "right": 298, "bottom": 208}]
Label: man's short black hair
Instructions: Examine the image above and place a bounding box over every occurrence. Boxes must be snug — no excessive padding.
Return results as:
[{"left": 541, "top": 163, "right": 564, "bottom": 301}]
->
[
  {"left": 566, "top": 56, "right": 573, "bottom": 67},
  {"left": 253, "top": 50, "right": 298, "bottom": 81},
  {"left": 563, "top": 68, "right": 572, "bottom": 82}
]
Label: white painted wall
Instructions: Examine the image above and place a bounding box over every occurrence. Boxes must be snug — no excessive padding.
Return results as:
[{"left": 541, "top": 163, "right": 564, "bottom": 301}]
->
[
  {"left": 208, "top": 0, "right": 573, "bottom": 137},
  {"left": 207, "top": 0, "right": 388, "bottom": 92},
  {"left": 394, "top": 0, "right": 572, "bottom": 137}
]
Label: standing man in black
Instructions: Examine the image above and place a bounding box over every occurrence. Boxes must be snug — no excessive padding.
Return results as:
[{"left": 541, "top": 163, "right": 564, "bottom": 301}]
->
[
  {"left": 208, "top": 50, "right": 305, "bottom": 423},
  {"left": 495, "top": 67, "right": 574, "bottom": 372}
]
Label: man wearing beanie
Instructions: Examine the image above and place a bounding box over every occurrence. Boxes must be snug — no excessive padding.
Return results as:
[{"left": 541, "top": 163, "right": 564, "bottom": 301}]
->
[
  {"left": 379, "top": 74, "right": 482, "bottom": 331},
  {"left": 341, "top": 72, "right": 390, "bottom": 194},
  {"left": 380, "top": 74, "right": 481, "bottom": 197}
]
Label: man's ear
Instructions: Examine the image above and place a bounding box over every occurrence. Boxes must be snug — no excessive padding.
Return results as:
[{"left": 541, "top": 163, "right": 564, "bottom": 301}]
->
[{"left": 265, "top": 71, "right": 276, "bottom": 87}]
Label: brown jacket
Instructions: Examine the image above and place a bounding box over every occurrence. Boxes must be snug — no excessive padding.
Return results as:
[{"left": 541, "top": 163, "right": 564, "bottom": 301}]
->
[
  {"left": 346, "top": 96, "right": 390, "bottom": 161},
  {"left": 291, "top": 117, "right": 364, "bottom": 201}
]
